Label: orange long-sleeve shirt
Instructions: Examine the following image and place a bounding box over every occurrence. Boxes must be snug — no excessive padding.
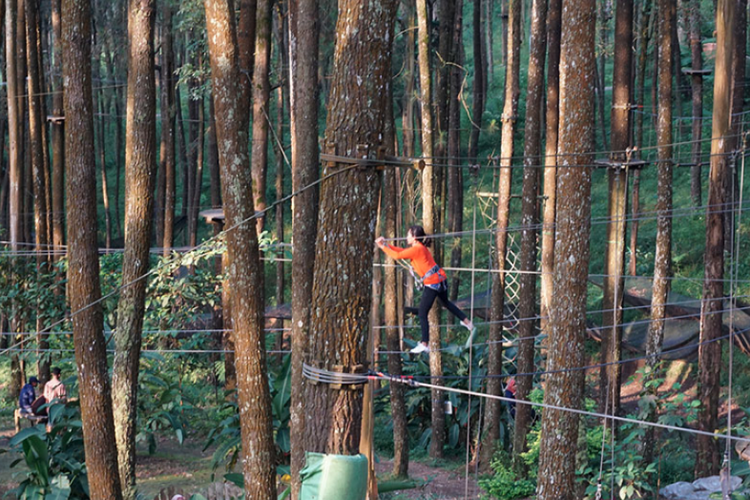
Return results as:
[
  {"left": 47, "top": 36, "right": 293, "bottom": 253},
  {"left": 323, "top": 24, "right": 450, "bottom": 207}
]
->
[{"left": 381, "top": 242, "right": 446, "bottom": 285}]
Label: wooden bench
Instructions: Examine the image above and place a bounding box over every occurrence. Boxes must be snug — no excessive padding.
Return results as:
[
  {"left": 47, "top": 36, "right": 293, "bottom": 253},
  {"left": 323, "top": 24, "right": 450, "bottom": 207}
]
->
[{"left": 13, "top": 408, "right": 46, "bottom": 432}]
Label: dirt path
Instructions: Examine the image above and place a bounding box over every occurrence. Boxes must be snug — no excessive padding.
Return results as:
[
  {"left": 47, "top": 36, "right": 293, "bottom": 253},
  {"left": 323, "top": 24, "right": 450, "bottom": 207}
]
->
[{"left": 375, "top": 459, "right": 482, "bottom": 499}]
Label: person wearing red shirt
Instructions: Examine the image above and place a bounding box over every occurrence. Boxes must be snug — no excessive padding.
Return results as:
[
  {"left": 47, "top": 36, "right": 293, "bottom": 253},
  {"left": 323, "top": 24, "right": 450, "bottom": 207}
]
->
[{"left": 376, "top": 225, "right": 475, "bottom": 353}]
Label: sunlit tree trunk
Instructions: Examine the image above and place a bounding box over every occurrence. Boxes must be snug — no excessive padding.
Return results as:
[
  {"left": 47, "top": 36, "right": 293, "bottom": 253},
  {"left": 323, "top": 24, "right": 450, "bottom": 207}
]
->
[
  {"left": 540, "top": 0, "right": 562, "bottom": 339},
  {"left": 251, "top": 0, "right": 272, "bottom": 235},
  {"left": 6, "top": 0, "right": 25, "bottom": 401},
  {"left": 415, "top": 0, "right": 446, "bottom": 459},
  {"left": 50, "top": 0, "right": 64, "bottom": 253},
  {"left": 157, "top": 2, "right": 174, "bottom": 252},
  {"left": 643, "top": 0, "right": 674, "bottom": 466},
  {"left": 288, "top": 0, "right": 320, "bottom": 495},
  {"left": 112, "top": 1, "right": 156, "bottom": 497},
  {"left": 600, "top": 0, "right": 634, "bottom": 418},
  {"left": 536, "top": 0, "right": 595, "bottom": 497},
  {"left": 481, "top": 0, "right": 520, "bottom": 467},
  {"left": 205, "top": 1, "right": 277, "bottom": 497},
  {"left": 303, "top": 0, "right": 397, "bottom": 456},
  {"left": 63, "top": 0, "right": 123, "bottom": 496},
  {"left": 696, "top": 0, "right": 734, "bottom": 477},
  {"left": 513, "top": 0, "right": 546, "bottom": 473}
]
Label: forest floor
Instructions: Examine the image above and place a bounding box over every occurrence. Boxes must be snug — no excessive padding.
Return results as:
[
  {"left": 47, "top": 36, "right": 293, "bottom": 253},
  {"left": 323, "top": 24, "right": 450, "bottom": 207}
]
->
[{"left": 0, "top": 414, "right": 479, "bottom": 500}]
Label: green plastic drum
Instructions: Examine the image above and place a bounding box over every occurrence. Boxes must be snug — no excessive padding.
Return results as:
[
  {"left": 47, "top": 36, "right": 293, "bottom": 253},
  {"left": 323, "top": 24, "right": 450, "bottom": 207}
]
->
[{"left": 299, "top": 452, "right": 368, "bottom": 500}]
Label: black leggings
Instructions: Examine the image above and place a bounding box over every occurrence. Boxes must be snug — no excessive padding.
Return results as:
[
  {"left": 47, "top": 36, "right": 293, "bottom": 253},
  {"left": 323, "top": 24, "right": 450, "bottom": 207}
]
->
[{"left": 418, "top": 281, "right": 467, "bottom": 343}]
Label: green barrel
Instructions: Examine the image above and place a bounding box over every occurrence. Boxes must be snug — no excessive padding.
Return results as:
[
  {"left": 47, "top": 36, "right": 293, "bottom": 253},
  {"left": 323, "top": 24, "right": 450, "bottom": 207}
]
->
[{"left": 299, "top": 452, "right": 368, "bottom": 500}]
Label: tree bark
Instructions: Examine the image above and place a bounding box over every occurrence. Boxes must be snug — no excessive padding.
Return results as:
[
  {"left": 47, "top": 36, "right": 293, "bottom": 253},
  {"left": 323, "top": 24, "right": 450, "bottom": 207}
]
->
[
  {"left": 205, "top": 1, "right": 277, "bottom": 497},
  {"left": 481, "top": 0, "right": 520, "bottom": 468},
  {"left": 157, "top": 2, "right": 175, "bottom": 252},
  {"left": 112, "top": 1, "right": 156, "bottom": 497},
  {"left": 251, "top": 0, "right": 272, "bottom": 235},
  {"left": 25, "top": 0, "right": 50, "bottom": 383},
  {"left": 303, "top": 0, "right": 396, "bottom": 456},
  {"left": 447, "top": 0, "right": 464, "bottom": 303},
  {"left": 51, "top": 0, "right": 64, "bottom": 251},
  {"left": 288, "top": 0, "right": 320, "bottom": 495},
  {"left": 468, "top": 0, "right": 485, "bottom": 161},
  {"left": 600, "top": 0, "right": 634, "bottom": 418},
  {"left": 238, "top": 0, "right": 257, "bottom": 111},
  {"left": 513, "top": 0, "right": 546, "bottom": 473},
  {"left": 688, "top": 0, "right": 703, "bottom": 205},
  {"left": 540, "top": 0, "right": 562, "bottom": 339},
  {"left": 642, "top": 0, "right": 674, "bottom": 466},
  {"left": 62, "top": 0, "right": 124, "bottom": 496},
  {"left": 696, "top": 0, "right": 734, "bottom": 477},
  {"left": 416, "top": 0, "right": 445, "bottom": 459},
  {"left": 535, "top": 0, "right": 595, "bottom": 497},
  {"left": 189, "top": 94, "right": 205, "bottom": 249}
]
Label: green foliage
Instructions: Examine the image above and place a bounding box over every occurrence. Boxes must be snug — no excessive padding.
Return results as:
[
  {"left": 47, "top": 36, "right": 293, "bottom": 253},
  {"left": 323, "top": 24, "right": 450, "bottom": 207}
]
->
[
  {"left": 376, "top": 339, "right": 493, "bottom": 457},
  {"left": 202, "top": 353, "right": 292, "bottom": 474},
  {"left": 136, "top": 360, "right": 194, "bottom": 455},
  {"left": 4, "top": 401, "right": 89, "bottom": 499},
  {"left": 478, "top": 452, "right": 536, "bottom": 500}
]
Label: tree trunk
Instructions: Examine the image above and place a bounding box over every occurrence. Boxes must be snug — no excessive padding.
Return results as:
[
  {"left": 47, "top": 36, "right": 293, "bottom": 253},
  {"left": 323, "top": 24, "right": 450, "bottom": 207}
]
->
[
  {"left": 157, "top": 2, "right": 174, "bottom": 252},
  {"left": 642, "top": 0, "right": 674, "bottom": 466},
  {"left": 600, "top": 0, "right": 634, "bottom": 418},
  {"left": 62, "top": 0, "right": 123, "bottom": 495},
  {"left": 251, "top": 0, "right": 272, "bottom": 236},
  {"left": 400, "top": 3, "right": 416, "bottom": 310},
  {"left": 238, "top": 0, "right": 257, "bottom": 110},
  {"left": 447, "top": 0, "right": 464, "bottom": 303},
  {"left": 303, "top": 0, "right": 396, "bottom": 456},
  {"left": 6, "top": 0, "right": 25, "bottom": 402},
  {"left": 435, "top": 0, "right": 454, "bottom": 157},
  {"left": 481, "top": 0, "right": 520, "bottom": 468},
  {"left": 112, "top": 1, "right": 156, "bottom": 497},
  {"left": 189, "top": 94, "right": 205, "bottom": 249},
  {"left": 468, "top": 0, "right": 485, "bottom": 161},
  {"left": 630, "top": 0, "right": 652, "bottom": 277},
  {"left": 539, "top": 0, "right": 561, "bottom": 339},
  {"left": 535, "top": 0, "right": 595, "bottom": 497},
  {"left": 513, "top": 0, "right": 546, "bottom": 473},
  {"left": 272, "top": 5, "right": 287, "bottom": 315},
  {"left": 384, "top": 130, "right": 409, "bottom": 477},
  {"left": 416, "top": 0, "right": 445, "bottom": 459},
  {"left": 97, "top": 77, "right": 112, "bottom": 249},
  {"left": 204, "top": 1, "right": 277, "bottom": 497},
  {"left": 288, "top": 0, "right": 320, "bottom": 494},
  {"left": 688, "top": 0, "right": 703, "bottom": 205},
  {"left": 696, "top": 0, "right": 734, "bottom": 477},
  {"left": 25, "top": 0, "right": 51, "bottom": 383},
  {"left": 634, "top": 0, "right": 653, "bottom": 153},
  {"left": 51, "top": 0, "right": 64, "bottom": 251}
]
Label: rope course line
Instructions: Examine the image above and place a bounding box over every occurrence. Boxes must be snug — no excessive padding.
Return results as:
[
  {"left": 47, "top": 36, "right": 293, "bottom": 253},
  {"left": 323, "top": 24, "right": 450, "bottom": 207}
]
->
[{"left": 295, "top": 364, "right": 750, "bottom": 445}]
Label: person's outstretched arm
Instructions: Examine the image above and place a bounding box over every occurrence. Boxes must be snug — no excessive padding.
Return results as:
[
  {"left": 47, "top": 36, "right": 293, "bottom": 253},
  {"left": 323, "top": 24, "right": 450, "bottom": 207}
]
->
[{"left": 375, "top": 237, "right": 420, "bottom": 261}]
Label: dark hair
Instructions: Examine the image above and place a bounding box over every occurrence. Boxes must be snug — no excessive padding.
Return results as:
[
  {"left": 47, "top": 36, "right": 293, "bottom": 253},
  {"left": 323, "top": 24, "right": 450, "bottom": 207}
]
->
[
  {"left": 408, "top": 225, "right": 431, "bottom": 247},
  {"left": 51, "top": 367, "right": 61, "bottom": 376},
  {"left": 29, "top": 376, "right": 39, "bottom": 384}
]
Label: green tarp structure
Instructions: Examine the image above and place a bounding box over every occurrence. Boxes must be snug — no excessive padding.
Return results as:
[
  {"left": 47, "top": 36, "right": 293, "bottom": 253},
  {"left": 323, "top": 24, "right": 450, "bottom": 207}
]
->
[{"left": 299, "top": 452, "right": 368, "bottom": 500}]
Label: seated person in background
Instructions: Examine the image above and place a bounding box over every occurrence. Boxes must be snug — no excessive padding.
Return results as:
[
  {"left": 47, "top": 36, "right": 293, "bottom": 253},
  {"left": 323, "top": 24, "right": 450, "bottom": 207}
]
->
[
  {"left": 19, "top": 376, "right": 39, "bottom": 414},
  {"left": 44, "top": 367, "right": 67, "bottom": 405},
  {"left": 505, "top": 377, "right": 517, "bottom": 418}
]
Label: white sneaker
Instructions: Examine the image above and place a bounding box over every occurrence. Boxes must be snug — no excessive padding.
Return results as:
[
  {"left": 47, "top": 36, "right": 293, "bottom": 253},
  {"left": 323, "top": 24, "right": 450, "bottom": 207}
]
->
[{"left": 410, "top": 342, "right": 430, "bottom": 354}]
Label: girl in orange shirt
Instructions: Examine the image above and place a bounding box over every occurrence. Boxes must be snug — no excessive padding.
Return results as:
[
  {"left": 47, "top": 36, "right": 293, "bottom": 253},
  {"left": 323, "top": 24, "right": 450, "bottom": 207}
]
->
[{"left": 376, "top": 225, "right": 475, "bottom": 353}]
